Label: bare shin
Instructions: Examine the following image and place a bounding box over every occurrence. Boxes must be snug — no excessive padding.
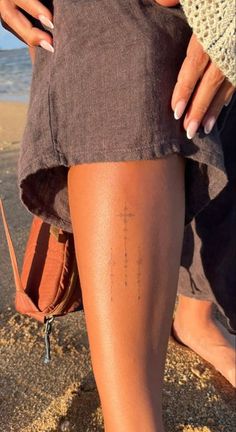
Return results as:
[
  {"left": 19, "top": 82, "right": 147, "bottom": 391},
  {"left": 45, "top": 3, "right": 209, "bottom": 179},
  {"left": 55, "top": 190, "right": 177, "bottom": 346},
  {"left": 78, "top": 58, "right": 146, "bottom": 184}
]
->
[{"left": 67, "top": 155, "right": 185, "bottom": 431}]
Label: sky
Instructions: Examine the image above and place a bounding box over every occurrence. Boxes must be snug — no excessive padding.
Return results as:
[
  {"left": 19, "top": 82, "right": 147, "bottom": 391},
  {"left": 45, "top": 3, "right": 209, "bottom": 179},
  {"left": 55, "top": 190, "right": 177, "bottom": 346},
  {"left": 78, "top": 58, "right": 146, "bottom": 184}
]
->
[{"left": 0, "top": 26, "right": 25, "bottom": 49}]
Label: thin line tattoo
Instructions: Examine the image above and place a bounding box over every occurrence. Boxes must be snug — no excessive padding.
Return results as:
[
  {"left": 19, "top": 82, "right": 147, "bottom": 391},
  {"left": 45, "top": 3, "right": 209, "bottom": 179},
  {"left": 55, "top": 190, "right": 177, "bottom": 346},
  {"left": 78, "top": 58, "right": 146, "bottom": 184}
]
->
[
  {"left": 136, "top": 245, "right": 143, "bottom": 300},
  {"left": 109, "top": 247, "right": 115, "bottom": 302},
  {"left": 116, "top": 202, "right": 135, "bottom": 288}
]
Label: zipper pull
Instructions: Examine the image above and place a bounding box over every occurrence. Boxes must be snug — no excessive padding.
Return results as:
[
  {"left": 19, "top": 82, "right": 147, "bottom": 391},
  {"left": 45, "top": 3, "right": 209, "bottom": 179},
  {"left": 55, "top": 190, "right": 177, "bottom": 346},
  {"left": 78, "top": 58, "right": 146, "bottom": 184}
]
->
[{"left": 44, "top": 316, "right": 54, "bottom": 364}]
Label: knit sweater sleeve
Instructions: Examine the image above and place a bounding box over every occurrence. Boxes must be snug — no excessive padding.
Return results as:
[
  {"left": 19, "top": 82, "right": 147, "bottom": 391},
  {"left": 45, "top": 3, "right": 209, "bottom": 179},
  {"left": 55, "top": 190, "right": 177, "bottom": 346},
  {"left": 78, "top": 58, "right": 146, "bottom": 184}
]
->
[{"left": 179, "top": 1, "right": 236, "bottom": 87}]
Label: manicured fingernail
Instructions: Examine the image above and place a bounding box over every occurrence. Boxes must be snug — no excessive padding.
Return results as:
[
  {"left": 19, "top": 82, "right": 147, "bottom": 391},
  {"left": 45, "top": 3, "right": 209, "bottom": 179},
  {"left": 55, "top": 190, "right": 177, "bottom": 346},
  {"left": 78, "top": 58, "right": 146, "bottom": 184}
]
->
[
  {"left": 186, "top": 120, "right": 199, "bottom": 139},
  {"left": 225, "top": 94, "right": 233, "bottom": 107},
  {"left": 174, "top": 99, "right": 187, "bottom": 120},
  {"left": 204, "top": 116, "right": 216, "bottom": 134},
  {"left": 39, "top": 40, "right": 54, "bottom": 53},
  {"left": 38, "top": 14, "right": 54, "bottom": 29}
]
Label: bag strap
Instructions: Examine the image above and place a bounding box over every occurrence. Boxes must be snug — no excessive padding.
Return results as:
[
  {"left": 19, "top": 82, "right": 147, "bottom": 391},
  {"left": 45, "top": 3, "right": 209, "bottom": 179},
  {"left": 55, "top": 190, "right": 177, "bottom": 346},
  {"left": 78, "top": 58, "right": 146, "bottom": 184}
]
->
[{"left": 0, "top": 198, "right": 24, "bottom": 293}]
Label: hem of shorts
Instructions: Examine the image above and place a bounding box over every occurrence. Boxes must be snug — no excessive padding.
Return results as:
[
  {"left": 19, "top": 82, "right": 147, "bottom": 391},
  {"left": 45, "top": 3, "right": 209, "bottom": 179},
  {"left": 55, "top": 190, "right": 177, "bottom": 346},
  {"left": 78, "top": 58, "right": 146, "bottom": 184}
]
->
[
  {"left": 18, "top": 138, "right": 227, "bottom": 233},
  {"left": 177, "top": 290, "right": 214, "bottom": 302}
]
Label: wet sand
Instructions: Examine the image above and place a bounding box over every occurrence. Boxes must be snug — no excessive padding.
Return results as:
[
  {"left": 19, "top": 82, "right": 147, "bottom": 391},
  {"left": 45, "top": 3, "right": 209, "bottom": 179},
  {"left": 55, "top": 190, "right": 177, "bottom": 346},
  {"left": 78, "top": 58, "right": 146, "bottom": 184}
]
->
[{"left": 0, "top": 100, "right": 235, "bottom": 432}]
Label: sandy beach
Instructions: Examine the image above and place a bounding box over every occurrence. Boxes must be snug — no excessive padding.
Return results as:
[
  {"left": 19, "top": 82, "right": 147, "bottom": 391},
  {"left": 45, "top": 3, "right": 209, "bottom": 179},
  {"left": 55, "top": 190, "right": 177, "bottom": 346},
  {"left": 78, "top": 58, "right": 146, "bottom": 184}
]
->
[
  {"left": 0, "top": 100, "right": 235, "bottom": 432},
  {"left": 0, "top": 101, "right": 28, "bottom": 148}
]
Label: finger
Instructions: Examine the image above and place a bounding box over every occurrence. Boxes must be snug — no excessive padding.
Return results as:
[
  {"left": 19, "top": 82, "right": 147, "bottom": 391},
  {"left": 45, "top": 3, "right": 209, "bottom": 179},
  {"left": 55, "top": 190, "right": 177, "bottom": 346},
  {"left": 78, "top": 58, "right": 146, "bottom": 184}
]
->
[
  {"left": 224, "top": 86, "right": 235, "bottom": 106},
  {"left": 28, "top": 46, "right": 36, "bottom": 65},
  {"left": 183, "top": 61, "right": 225, "bottom": 138},
  {"left": 1, "top": 2, "right": 53, "bottom": 49},
  {"left": 15, "top": 0, "right": 53, "bottom": 27},
  {"left": 171, "top": 34, "right": 210, "bottom": 118},
  {"left": 0, "top": 17, "right": 26, "bottom": 44},
  {"left": 202, "top": 82, "right": 235, "bottom": 134},
  {"left": 154, "top": 1, "right": 180, "bottom": 6}
]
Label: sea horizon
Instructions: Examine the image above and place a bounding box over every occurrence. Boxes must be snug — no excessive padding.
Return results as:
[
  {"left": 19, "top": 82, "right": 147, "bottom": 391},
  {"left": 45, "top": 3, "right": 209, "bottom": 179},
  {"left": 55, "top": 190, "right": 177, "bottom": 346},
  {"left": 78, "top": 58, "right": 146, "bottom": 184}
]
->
[
  {"left": 0, "top": 46, "right": 27, "bottom": 51},
  {"left": 0, "top": 47, "right": 32, "bottom": 103}
]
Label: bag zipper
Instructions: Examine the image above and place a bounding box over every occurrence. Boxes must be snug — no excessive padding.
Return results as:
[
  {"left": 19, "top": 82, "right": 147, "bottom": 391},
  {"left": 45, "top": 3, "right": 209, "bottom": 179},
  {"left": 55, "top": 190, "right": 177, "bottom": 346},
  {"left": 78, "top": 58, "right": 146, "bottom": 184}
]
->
[
  {"left": 43, "top": 258, "right": 78, "bottom": 363},
  {"left": 44, "top": 316, "right": 54, "bottom": 364}
]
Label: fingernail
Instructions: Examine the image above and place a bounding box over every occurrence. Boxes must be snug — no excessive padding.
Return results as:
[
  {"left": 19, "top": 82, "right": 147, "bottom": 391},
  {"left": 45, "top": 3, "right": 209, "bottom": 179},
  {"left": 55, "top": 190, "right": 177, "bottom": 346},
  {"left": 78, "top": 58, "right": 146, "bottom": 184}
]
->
[
  {"left": 38, "top": 14, "right": 54, "bottom": 29},
  {"left": 39, "top": 40, "right": 54, "bottom": 53},
  {"left": 186, "top": 120, "right": 199, "bottom": 139},
  {"left": 225, "top": 94, "right": 233, "bottom": 107},
  {"left": 204, "top": 116, "right": 216, "bottom": 134},
  {"left": 174, "top": 99, "right": 187, "bottom": 120}
]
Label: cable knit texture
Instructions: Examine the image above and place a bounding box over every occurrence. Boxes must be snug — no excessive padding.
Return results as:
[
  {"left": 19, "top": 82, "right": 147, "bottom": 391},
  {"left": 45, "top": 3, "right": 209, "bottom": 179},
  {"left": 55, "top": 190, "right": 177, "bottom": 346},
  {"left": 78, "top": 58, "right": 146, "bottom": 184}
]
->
[{"left": 180, "top": 0, "right": 236, "bottom": 87}]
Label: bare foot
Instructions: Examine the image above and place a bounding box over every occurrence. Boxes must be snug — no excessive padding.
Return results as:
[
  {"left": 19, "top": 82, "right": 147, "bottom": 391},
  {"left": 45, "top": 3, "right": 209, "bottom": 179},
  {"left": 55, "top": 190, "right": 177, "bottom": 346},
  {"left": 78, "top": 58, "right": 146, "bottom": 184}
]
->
[{"left": 173, "top": 298, "right": 236, "bottom": 387}]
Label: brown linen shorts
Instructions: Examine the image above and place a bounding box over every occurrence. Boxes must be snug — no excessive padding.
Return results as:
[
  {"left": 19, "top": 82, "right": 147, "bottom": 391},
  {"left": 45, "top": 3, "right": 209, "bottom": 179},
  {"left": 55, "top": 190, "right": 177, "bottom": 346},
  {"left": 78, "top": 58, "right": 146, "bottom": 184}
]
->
[
  {"left": 178, "top": 95, "right": 236, "bottom": 334},
  {"left": 18, "top": 0, "right": 230, "bottom": 233}
]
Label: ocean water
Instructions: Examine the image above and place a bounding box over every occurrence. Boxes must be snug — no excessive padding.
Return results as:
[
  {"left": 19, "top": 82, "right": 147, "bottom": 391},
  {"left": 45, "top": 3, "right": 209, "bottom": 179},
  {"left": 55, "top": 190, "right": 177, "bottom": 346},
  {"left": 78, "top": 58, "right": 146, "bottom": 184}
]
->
[{"left": 0, "top": 48, "right": 32, "bottom": 102}]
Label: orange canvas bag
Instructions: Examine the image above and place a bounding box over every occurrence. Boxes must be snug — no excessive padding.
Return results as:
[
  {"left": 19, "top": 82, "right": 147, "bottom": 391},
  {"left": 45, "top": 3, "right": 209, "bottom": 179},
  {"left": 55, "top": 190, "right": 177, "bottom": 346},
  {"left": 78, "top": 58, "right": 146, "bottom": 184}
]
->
[{"left": 0, "top": 198, "right": 83, "bottom": 363}]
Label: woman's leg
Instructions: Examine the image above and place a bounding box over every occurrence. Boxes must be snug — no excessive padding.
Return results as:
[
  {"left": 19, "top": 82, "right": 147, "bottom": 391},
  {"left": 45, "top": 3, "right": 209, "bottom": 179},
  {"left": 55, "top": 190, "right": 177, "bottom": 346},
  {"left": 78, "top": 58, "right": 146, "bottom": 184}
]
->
[
  {"left": 67, "top": 154, "right": 185, "bottom": 432},
  {"left": 177, "top": 181, "right": 236, "bottom": 387},
  {"left": 174, "top": 296, "right": 236, "bottom": 387}
]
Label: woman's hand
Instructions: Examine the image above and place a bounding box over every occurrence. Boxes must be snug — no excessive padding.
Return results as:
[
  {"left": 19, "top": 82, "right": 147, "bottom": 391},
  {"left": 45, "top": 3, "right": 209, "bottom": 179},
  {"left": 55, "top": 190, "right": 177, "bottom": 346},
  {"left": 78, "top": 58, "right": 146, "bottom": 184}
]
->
[
  {"left": 171, "top": 34, "right": 235, "bottom": 138},
  {"left": 0, "top": 0, "right": 54, "bottom": 52},
  {"left": 154, "top": 1, "right": 179, "bottom": 6}
]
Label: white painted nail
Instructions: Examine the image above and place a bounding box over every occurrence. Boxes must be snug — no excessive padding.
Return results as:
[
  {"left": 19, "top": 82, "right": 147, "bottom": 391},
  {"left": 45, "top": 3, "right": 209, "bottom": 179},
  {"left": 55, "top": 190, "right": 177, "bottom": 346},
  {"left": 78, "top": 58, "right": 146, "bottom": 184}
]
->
[
  {"left": 174, "top": 99, "right": 187, "bottom": 120},
  {"left": 204, "top": 116, "right": 216, "bottom": 134},
  {"left": 224, "top": 94, "right": 233, "bottom": 107},
  {"left": 38, "top": 14, "right": 54, "bottom": 29},
  {"left": 186, "top": 120, "right": 199, "bottom": 139},
  {"left": 39, "top": 40, "right": 54, "bottom": 53}
]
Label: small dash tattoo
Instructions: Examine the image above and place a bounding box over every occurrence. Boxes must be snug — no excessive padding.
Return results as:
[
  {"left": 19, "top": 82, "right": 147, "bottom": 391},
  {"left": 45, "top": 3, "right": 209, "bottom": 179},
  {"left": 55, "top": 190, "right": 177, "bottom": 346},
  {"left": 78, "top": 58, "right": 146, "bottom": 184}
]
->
[
  {"left": 116, "top": 202, "right": 135, "bottom": 288},
  {"left": 136, "top": 245, "right": 143, "bottom": 300}
]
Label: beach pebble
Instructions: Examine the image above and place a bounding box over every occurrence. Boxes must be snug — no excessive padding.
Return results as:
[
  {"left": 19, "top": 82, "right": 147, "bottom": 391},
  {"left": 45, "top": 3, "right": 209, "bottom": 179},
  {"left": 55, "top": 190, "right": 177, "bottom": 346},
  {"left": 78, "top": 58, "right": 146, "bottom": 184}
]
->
[
  {"left": 60, "top": 419, "right": 71, "bottom": 431},
  {"left": 191, "top": 365, "right": 206, "bottom": 378}
]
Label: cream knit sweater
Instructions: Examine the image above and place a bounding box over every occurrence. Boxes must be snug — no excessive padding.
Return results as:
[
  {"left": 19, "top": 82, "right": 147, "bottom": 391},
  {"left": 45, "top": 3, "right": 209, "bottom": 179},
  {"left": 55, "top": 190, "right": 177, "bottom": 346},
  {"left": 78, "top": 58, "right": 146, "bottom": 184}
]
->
[{"left": 180, "top": 1, "right": 236, "bottom": 87}]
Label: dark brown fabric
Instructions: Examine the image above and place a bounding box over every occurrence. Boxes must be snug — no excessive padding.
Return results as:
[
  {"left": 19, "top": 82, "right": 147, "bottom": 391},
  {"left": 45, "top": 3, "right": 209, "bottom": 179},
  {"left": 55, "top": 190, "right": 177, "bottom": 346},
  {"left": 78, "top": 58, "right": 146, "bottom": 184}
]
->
[
  {"left": 178, "top": 96, "right": 236, "bottom": 334},
  {"left": 17, "top": 1, "right": 235, "bottom": 329},
  {"left": 18, "top": 0, "right": 228, "bottom": 232}
]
